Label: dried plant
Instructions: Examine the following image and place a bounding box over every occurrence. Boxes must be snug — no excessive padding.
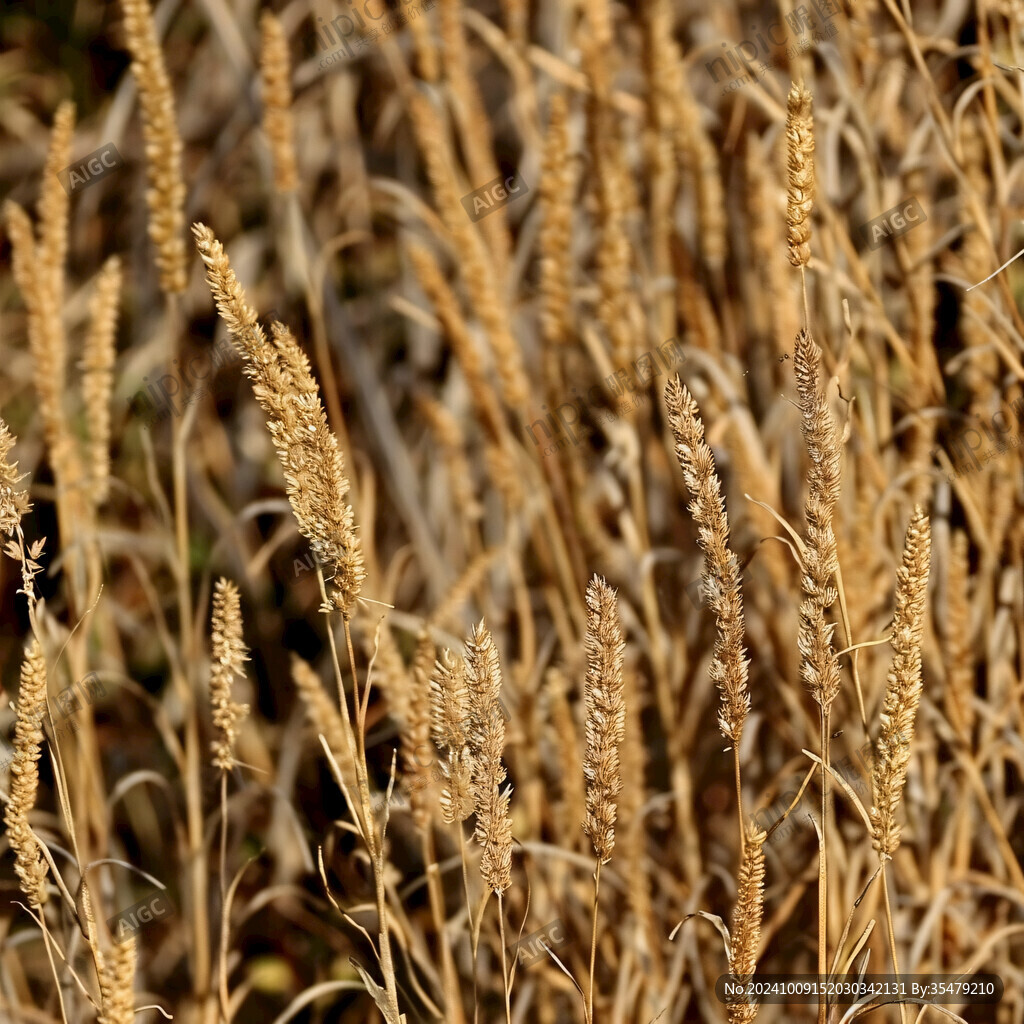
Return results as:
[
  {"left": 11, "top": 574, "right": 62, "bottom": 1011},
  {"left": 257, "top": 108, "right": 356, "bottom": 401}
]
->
[
  {"left": 193, "top": 223, "right": 365, "bottom": 617},
  {"left": 793, "top": 329, "right": 843, "bottom": 714},
  {"left": 209, "top": 577, "right": 249, "bottom": 772},
  {"left": 430, "top": 648, "right": 474, "bottom": 825},
  {"left": 581, "top": 574, "right": 625, "bottom": 1023},
  {"left": 5, "top": 3, "right": 1024, "bottom": 1022},
  {"left": 465, "top": 621, "right": 513, "bottom": 897},
  {"left": 81, "top": 256, "right": 121, "bottom": 507},
  {"left": 3, "top": 639, "right": 50, "bottom": 907},
  {"left": 581, "top": 575, "right": 625, "bottom": 865},
  {"left": 119, "top": 0, "right": 186, "bottom": 293},
  {"left": 870, "top": 507, "right": 932, "bottom": 858},
  {"left": 726, "top": 823, "right": 766, "bottom": 1024},
  {"left": 786, "top": 82, "right": 815, "bottom": 270},
  {"left": 0, "top": 418, "right": 32, "bottom": 540},
  {"left": 96, "top": 937, "right": 137, "bottom": 1024},
  {"left": 259, "top": 11, "right": 298, "bottom": 195}
]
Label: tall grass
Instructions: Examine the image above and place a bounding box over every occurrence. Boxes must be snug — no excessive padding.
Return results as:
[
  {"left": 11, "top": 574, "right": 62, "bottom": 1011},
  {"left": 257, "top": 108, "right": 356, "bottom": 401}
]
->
[{"left": 1, "top": 1, "right": 1023, "bottom": 1022}]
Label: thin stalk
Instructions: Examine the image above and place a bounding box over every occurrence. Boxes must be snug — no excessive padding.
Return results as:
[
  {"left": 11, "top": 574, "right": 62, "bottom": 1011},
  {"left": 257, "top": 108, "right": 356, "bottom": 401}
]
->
[
  {"left": 459, "top": 828, "right": 482, "bottom": 1024},
  {"left": 218, "top": 770, "right": 230, "bottom": 1024},
  {"left": 880, "top": 861, "right": 908, "bottom": 1024},
  {"left": 587, "top": 858, "right": 602, "bottom": 1024},
  {"left": 421, "top": 828, "right": 466, "bottom": 1024},
  {"left": 165, "top": 293, "right": 209, "bottom": 1011},
  {"left": 817, "top": 711, "right": 830, "bottom": 1024},
  {"left": 734, "top": 743, "right": 745, "bottom": 859},
  {"left": 315, "top": 566, "right": 400, "bottom": 1019},
  {"left": 498, "top": 892, "right": 512, "bottom": 1024}
]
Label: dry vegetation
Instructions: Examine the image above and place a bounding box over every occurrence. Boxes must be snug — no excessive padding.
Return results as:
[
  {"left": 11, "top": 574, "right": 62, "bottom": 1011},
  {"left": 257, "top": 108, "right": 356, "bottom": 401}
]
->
[{"left": 1, "top": 0, "right": 1024, "bottom": 1021}]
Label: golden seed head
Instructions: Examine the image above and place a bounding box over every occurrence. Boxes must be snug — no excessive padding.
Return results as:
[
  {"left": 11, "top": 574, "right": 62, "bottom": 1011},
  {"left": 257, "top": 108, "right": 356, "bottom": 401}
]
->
[
  {"left": 260, "top": 12, "right": 298, "bottom": 194},
  {"left": 871, "top": 507, "right": 931, "bottom": 857},
  {"left": 728, "top": 823, "right": 766, "bottom": 1023},
  {"left": 793, "top": 329, "right": 843, "bottom": 710},
  {"left": 430, "top": 648, "right": 475, "bottom": 825},
  {"left": 3, "top": 639, "right": 50, "bottom": 906},
  {"left": 786, "top": 83, "right": 815, "bottom": 268},
  {"left": 0, "top": 419, "right": 31, "bottom": 539},
  {"left": 209, "top": 577, "right": 250, "bottom": 771},
  {"left": 581, "top": 575, "right": 626, "bottom": 864},
  {"left": 97, "top": 934, "right": 137, "bottom": 1024},
  {"left": 665, "top": 377, "right": 751, "bottom": 743},
  {"left": 193, "top": 224, "right": 366, "bottom": 616},
  {"left": 463, "top": 622, "right": 513, "bottom": 894},
  {"left": 120, "top": 0, "right": 187, "bottom": 293}
]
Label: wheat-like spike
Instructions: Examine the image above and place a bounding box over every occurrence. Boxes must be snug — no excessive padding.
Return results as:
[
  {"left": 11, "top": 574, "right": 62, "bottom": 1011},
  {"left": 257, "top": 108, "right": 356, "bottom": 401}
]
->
[
  {"left": 209, "top": 577, "right": 250, "bottom": 771},
  {"left": 417, "top": 395, "right": 481, "bottom": 529},
  {"left": 290, "top": 653, "right": 358, "bottom": 796},
  {"left": 96, "top": 935, "right": 137, "bottom": 1024},
  {"left": 406, "top": 0, "right": 439, "bottom": 82},
  {"left": 944, "top": 530, "right": 973, "bottom": 743},
  {"left": 786, "top": 83, "right": 815, "bottom": 269},
  {"left": 437, "top": 0, "right": 509, "bottom": 270},
  {"left": 727, "top": 823, "right": 767, "bottom": 1023},
  {"left": 0, "top": 419, "right": 32, "bottom": 539},
  {"left": 38, "top": 100, "right": 74, "bottom": 326},
  {"left": 498, "top": 0, "right": 527, "bottom": 48},
  {"left": 870, "top": 507, "right": 931, "bottom": 857},
  {"left": 3, "top": 639, "right": 50, "bottom": 906},
  {"left": 539, "top": 93, "right": 575, "bottom": 357},
  {"left": 404, "top": 88, "right": 528, "bottom": 412},
  {"left": 464, "top": 622, "right": 512, "bottom": 894},
  {"left": 0, "top": 419, "right": 44, "bottom": 602},
  {"left": 581, "top": 576, "right": 625, "bottom": 864},
  {"left": 259, "top": 12, "right": 298, "bottom": 195},
  {"left": 665, "top": 377, "right": 751, "bottom": 742},
  {"left": 81, "top": 256, "right": 121, "bottom": 506},
  {"left": 120, "top": 0, "right": 187, "bottom": 293},
  {"left": 587, "top": 72, "right": 639, "bottom": 370},
  {"left": 671, "top": 79, "right": 726, "bottom": 275},
  {"left": 406, "top": 241, "right": 505, "bottom": 440},
  {"left": 402, "top": 629, "right": 435, "bottom": 828},
  {"left": 5, "top": 198, "right": 71, "bottom": 464},
  {"left": 793, "top": 329, "right": 843, "bottom": 711},
  {"left": 193, "top": 223, "right": 365, "bottom": 616},
  {"left": 428, "top": 545, "right": 497, "bottom": 633},
  {"left": 429, "top": 648, "right": 474, "bottom": 824}
]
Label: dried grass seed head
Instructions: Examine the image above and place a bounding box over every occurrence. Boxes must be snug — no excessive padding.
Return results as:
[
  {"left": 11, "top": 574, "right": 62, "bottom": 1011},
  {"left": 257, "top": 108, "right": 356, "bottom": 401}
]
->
[
  {"left": 581, "top": 575, "right": 626, "bottom": 864},
  {"left": 786, "top": 83, "right": 815, "bottom": 268},
  {"left": 210, "top": 577, "right": 250, "bottom": 771}
]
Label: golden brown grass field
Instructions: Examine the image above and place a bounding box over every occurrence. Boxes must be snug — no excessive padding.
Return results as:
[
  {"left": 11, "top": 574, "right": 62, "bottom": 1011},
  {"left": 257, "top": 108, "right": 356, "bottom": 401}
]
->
[{"left": 1, "top": 0, "right": 1023, "bottom": 1021}]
